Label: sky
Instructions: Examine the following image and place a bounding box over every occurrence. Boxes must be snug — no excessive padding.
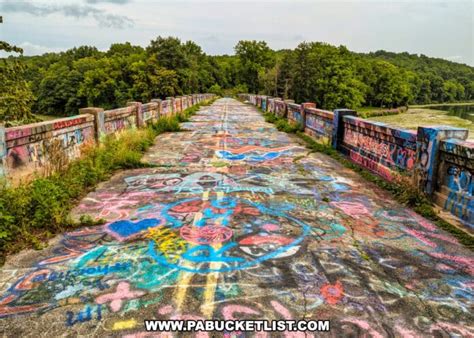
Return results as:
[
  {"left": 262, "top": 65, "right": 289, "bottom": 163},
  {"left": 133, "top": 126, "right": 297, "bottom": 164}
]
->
[{"left": 1, "top": 0, "right": 473, "bottom": 65}]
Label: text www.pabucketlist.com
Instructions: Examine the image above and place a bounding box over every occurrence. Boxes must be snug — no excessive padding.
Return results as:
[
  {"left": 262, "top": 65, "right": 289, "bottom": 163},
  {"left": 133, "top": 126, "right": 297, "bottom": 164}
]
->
[{"left": 144, "top": 319, "right": 330, "bottom": 332}]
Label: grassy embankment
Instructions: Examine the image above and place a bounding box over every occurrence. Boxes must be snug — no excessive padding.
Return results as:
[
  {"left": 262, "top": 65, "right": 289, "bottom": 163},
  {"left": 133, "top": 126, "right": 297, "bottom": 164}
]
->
[
  {"left": 0, "top": 98, "right": 216, "bottom": 265},
  {"left": 358, "top": 103, "right": 474, "bottom": 138},
  {"left": 369, "top": 107, "right": 474, "bottom": 137},
  {"left": 253, "top": 104, "right": 474, "bottom": 250}
]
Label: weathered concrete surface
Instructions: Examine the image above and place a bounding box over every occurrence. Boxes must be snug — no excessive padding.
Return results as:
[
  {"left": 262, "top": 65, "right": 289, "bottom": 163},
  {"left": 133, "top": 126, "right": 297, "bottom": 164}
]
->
[{"left": 1, "top": 98, "right": 473, "bottom": 337}]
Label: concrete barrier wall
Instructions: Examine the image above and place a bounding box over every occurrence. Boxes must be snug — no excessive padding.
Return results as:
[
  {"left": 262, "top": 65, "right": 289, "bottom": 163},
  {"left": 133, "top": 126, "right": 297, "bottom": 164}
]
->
[
  {"left": 304, "top": 108, "right": 334, "bottom": 145},
  {"left": 340, "top": 116, "right": 417, "bottom": 181},
  {"left": 142, "top": 102, "right": 159, "bottom": 124},
  {"left": 188, "top": 96, "right": 192, "bottom": 108},
  {"left": 434, "top": 139, "right": 474, "bottom": 228},
  {"left": 268, "top": 97, "right": 282, "bottom": 114},
  {"left": 267, "top": 98, "right": 275, "bottom": 113},
  {"left": 287, "top": 103, "right": 303, "bottom": 125},
  {"left": 174, "top": 97, "right": 182, "bottom": 113},
  {"left": 182, "top": 96, "right": 188, "bottom": 111},
  {"left": 1, "top": 93, "right": 214, "bottom": 180},
  {"left": 274, "top": 100, "right": 287, "bottom": 118},
  {"left": 161, "top": 99, "right": 172, "bottom": 115},
  {"left": 288, "top": 102, "right": 316, "bottom": 130},
  {"left": 261, "top": 96, "right": 268, "bottom": 111},
  {"left": 103, "top": 106, "right": 137, "bottom": 136},
  {"left": 240, "top": 93, "right": 473, "bottom": 228},
  {"left": 3, "top": 114, "right": 96, "bottom": 177}
]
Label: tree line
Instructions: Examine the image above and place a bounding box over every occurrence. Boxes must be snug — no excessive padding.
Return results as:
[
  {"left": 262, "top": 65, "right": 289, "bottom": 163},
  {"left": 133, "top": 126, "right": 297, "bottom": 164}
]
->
[
  {"left": 232, "top": 40, "right": 474, "bottom": 110},
  {"left": 1, "top": 37, "right": 473, "bottom": 125}
]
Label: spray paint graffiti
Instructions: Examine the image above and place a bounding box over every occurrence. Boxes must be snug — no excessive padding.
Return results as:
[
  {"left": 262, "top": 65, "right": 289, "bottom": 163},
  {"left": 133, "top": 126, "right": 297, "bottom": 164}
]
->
[
  {"left": 435, "top": 139, "right": 474, "bottom": 227},
  {"left": 305, "top": 110, "right": 333, "bottom": 145},
  {"left": 443, "top": 165, "right": 473, "bottom": 224},
  {"left": 5, "top": 127, "right": 93, "bottom": 172},
  {"left": 343, "top": 126, "right": 416, "bottom": 173},
  {"left": 0, "top": 99, "right": 473, "bottom": 337}
]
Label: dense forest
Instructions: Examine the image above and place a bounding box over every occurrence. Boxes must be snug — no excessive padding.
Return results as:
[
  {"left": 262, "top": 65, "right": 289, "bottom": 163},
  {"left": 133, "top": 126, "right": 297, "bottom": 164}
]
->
[{"left": 1, "top": 37, "right": 474, "bottom": 125}]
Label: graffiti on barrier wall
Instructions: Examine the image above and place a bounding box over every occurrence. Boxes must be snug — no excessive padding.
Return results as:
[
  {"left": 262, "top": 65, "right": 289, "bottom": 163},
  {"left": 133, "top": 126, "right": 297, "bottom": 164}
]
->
[
  {"left": 6, "top": 127, "right": 94, "bottom": 171},
  {"left": 344, "top": 128, "right": 416, "bottom": 171},
  {"left": 0, "top": 99, "right": 472, "bottom": 337},
  {"left": 441, "top": 165, "right": 473, "bottom": 226},
  {"left": 104, "top": 115, "right": 136, "bottom": 135}
]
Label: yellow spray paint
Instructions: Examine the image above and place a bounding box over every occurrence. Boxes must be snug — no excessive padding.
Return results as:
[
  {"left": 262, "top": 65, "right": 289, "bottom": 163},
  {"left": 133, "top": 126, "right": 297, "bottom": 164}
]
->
[{"left": 112, "top": 319, "right": 137, "bottom": 330}]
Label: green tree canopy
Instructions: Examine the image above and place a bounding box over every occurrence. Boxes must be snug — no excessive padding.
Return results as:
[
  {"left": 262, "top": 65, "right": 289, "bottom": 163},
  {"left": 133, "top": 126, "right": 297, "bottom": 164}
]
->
[
  {"left": 0, "top": 42, "right": 36, "bottom": 125},
  {"left": 3, "top": 36, "right": 473, "bottom": 121}
]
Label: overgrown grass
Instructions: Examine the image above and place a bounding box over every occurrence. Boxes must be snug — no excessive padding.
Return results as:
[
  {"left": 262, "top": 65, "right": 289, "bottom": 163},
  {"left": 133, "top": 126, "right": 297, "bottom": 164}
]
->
[
  {"left": 258, "top": 107, "right": 474, "bottom": 250},
  {"left": 263, "top": 111, "right": 301, "bottom": 133},
  {"left": 369, "top": 107, "right": 474, "bottom": 138},
  {"left": 358, "top": 107, "right": 407, "bottom": 119},
  {"left": 0, "top": 100, "right": 213, "bottom": 264}
]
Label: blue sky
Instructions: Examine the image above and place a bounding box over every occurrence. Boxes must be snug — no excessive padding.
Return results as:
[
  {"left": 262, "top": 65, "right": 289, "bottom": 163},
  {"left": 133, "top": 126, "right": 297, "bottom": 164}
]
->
[{"left": 1, "top": 0, "right": 473, "bottom": 65}]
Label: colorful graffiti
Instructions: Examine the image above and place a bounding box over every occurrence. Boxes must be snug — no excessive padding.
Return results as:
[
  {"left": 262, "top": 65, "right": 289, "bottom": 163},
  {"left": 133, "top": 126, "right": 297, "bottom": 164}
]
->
[
  {"left": 1, "top": 99, "right": 473, "bottom": 336},
  {"left": 103, "top": 112, "right": 137, "bottom": 135},
  {"left": 305, "top": 110, "right": 333, "bottom": 145},
  {"left": 287, "top": 104, "right": 303, "bottom": 125},
  {"left": 343, "top": 123, "right": 416, "bottom": 173},
  {"left": 435, "top": 139, "right": 474, "bottom": 227},
  {"left": 5, "top": 123, "right": 94, "bottom": 174}
]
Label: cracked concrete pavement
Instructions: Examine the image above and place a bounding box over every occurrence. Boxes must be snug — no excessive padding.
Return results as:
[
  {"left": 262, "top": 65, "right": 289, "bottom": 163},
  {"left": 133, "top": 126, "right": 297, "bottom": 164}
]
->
[{"left": 0, "top": 98, "right": 473, "bottom": 337}]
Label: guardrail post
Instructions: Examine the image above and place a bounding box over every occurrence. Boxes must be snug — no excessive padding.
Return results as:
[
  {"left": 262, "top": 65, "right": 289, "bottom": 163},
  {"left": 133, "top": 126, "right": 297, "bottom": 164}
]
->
[
  {"left": 415, "top": 126, "right": 469, "bottom": 195},
  {"left": 331, "top": 109, "right": 357, "bottom": 150},
  {"left": 127, "top": 101, "right": 143, "bottom": 128},
  {"left": 166, "top": 97, "right": 175, "bottom": 115},
  {"left": 282, "top": 100, "right": 294, "bottom": 119},
  {"left": 301, "top": 102, "right": 316, "bottom": 131},
  {"left": 151, "top": 99, "right": 162, "bottom": 120},
  {"left": 79, "top": 107, "right": 105, "bottom": 142}
]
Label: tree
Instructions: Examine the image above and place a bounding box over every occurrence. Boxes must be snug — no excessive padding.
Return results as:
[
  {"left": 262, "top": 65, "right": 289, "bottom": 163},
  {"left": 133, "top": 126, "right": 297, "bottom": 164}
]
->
[
  {"left": 0, "top": 41, "right": 36, "bottom": 125},
  {"left": 129, "top": 57, "right": 180, "bottom": 101},
  {"left": 147, "top": 36, "right": 188, "bottom": 70},
  {"left": 36, "top": 64, "right": 87, "bottom": 116},
  {"left": 276, "top": 50, "right": 295, "bottom": 99},
  {"left": 443, "top": 80, "right": 465, "bottom": 102},
  {"left": 369, "top": 60, "right": 411, "bottom": 107},
  {"left": 208, "top": 84, "right": 223, "bottom": 96},
  {"left": 235, "top": 40, "right": 273, "bottom": 93},
  {"left": 290, "top": 42, "right": 366, "bottom": 109},
  {"left": 107, "top": 42, "right": 144, "bottom": 57},
  {"left": 4, "top": 36, "right": 474, "bottom": 124}
]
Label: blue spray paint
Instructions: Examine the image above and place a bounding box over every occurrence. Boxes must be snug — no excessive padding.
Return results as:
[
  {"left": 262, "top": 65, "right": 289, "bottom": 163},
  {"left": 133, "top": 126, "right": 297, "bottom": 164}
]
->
[{"left": 106, "top": 218, "right": 161, "bottom": 240}]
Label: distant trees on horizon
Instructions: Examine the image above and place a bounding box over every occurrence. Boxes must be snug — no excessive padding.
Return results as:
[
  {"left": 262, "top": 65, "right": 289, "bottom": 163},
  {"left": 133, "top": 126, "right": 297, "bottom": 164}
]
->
[{"left": 1, "top": 36, "right": 473, "bottom": 124}]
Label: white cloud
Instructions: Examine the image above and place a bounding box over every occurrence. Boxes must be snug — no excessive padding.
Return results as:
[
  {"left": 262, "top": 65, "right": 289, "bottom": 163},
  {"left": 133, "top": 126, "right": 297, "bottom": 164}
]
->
[
  {"left": 2, "top": 1, "right": 134, "bottom": 28},
  {"left": 0, "top": 0, "right": 472, "bottom": 65}
]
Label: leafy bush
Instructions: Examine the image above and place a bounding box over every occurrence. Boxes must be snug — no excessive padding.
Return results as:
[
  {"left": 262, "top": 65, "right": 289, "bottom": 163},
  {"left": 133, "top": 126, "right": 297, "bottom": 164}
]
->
[{"left": 208, "top": 84, "right": 223, "bottom": 96}]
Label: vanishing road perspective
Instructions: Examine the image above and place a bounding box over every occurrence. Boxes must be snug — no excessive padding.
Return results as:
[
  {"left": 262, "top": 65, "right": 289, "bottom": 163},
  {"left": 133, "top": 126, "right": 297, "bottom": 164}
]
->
[{"left": 1, "top": 98, "right": 473, "bottom": 337}]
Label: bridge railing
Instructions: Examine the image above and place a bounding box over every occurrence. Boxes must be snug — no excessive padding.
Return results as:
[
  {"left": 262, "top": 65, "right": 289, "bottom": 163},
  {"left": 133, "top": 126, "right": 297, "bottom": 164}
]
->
[
  {"left": 434, "top": 138, "right": 473, "bottom": 227},
  {"left": 0, "top": 93, "right": 215, "bottom": 181},
  {"left": 239, "top": 93, "right": 473, "bottom": 228}
]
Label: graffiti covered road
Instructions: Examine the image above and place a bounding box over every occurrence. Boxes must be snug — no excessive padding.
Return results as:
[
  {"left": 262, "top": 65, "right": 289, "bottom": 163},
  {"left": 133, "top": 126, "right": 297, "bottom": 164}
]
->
[{"left": 1, "top": 98, "right": 473, "bottom": 337}]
